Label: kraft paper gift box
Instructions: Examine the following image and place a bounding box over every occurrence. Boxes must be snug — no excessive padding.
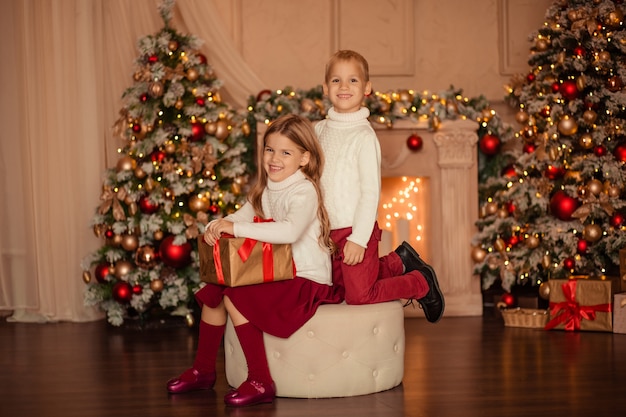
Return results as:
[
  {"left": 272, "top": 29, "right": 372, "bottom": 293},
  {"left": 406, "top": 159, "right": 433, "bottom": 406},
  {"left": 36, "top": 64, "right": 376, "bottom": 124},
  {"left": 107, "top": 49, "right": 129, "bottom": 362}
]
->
[
  {"left": 545, "top": 278, "right": 614, "bottom": 332},
  {"left": 614, "top": 293, "right": 626, "bottom": 334},
  {"left": 198, "top": 236, "right": 294, "bottom": 287}
]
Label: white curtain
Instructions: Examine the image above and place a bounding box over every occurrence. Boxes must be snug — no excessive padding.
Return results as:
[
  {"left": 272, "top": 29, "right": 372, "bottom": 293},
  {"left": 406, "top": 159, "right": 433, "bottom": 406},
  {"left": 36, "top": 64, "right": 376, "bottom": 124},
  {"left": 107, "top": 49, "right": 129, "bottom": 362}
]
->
[{"left": 0, "top": 0, "right": 265, "bottom": 322}]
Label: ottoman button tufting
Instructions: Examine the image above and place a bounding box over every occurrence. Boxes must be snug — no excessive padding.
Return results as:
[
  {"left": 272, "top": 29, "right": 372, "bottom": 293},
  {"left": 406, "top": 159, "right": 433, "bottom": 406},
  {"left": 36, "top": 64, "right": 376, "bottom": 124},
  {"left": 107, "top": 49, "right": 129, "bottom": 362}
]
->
[
  {"left": 342, "top": 351, "right": 350, "bottom": 358},
  {"left": 306, "top": 330, "right": 315, "bottom": 338}
]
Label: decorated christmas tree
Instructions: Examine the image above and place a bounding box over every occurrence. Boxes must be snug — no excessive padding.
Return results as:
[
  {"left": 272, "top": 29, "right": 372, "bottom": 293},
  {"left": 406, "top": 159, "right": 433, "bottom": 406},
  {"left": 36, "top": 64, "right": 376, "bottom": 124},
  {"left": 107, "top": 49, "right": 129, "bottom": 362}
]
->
[
  {"left": 82, "top": 1, "right": 253, "bottom": 327},
  {"left": 471, "top": 0, "right": 626, "bottom": 294}
]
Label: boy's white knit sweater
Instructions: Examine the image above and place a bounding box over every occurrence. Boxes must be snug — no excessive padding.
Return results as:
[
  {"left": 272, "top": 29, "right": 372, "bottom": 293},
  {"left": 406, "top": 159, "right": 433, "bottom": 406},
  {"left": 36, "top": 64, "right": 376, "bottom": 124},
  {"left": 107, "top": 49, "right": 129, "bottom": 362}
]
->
[
  {"left": 226, "top": 170, "right": 332, "bottom": 286},
  {"left": 314, "top": 107, "right": 381, "bottom": 248}
]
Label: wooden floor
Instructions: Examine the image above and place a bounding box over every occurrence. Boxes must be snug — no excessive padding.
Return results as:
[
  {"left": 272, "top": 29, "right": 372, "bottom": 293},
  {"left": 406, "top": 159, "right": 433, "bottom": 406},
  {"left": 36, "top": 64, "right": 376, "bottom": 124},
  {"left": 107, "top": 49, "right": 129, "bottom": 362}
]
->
[{"left": 2, "top": 309, "right": 626, "bottom": 417}]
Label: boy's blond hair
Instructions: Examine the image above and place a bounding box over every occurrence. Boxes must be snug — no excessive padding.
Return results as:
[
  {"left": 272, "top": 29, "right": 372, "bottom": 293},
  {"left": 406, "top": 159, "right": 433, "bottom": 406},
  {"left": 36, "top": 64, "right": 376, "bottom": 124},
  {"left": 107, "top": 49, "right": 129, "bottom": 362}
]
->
[{"left": 324, "top": 50, "right": 370, "bottom": 83}]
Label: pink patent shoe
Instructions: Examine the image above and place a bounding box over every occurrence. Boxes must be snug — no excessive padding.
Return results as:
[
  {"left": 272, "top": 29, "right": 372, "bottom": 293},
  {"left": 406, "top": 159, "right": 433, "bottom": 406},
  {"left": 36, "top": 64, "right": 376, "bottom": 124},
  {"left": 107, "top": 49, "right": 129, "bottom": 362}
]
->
[
  {"left": 166, "top": 368, "right": 216, "bottom": 394},
  {"left": 224, "top": 379, "right": 276, "bottom": 407}
]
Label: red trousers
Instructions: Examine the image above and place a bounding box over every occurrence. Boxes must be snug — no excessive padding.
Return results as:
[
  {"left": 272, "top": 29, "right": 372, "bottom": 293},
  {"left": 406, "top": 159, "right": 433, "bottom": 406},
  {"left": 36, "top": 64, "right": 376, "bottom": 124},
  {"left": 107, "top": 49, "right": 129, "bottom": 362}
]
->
[{"left": 330, "top": 222, "right": 428, "bottom": 304}]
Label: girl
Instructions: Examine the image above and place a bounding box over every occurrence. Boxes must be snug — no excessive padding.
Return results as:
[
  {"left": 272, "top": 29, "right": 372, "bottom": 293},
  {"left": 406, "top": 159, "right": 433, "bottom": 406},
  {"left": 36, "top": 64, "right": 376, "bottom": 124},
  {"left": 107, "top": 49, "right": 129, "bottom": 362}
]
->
[{"left": 166, "top": 114, "right": 341, "bottom": 407}]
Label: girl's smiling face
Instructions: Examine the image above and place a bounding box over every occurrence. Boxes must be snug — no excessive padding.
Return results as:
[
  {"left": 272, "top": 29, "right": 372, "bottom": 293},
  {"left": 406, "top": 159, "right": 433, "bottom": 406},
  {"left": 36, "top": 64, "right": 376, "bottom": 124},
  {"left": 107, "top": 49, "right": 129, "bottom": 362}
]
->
[{"left": 262, "top": 132, "right": 310, "bottom": 183}]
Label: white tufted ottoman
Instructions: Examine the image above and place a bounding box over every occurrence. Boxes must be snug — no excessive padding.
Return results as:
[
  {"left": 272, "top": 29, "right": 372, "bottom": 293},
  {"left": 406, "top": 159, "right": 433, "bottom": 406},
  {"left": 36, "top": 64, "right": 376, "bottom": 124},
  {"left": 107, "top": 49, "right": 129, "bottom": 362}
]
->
[{"left": 224, "top": 300, "right": 405, "bottom": 398}]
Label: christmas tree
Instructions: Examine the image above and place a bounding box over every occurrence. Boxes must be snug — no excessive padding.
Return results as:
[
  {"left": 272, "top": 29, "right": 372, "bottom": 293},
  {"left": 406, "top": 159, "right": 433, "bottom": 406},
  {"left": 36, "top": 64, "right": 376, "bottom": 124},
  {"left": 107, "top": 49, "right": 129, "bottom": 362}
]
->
[
  {"left": 472, "top": 0, "right": 626, "bottom": 293},
  {"left": 82, "top": 1, "right": 253, "bottom": 327}
]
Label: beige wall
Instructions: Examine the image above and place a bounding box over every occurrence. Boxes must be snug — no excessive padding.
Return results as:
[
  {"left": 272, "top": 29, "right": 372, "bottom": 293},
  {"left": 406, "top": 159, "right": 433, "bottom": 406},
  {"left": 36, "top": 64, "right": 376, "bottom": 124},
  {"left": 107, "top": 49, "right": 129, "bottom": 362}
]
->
[{"left": 214, "top": 0, "right": 553, "bottom": 107}]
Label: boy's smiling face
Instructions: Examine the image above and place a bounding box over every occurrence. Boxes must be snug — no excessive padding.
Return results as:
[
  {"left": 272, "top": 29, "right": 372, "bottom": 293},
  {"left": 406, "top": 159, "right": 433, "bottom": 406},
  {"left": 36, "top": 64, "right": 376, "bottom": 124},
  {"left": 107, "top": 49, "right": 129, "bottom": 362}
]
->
[{"left": 323, "top": 59, "right": 372, "bottom": 114}]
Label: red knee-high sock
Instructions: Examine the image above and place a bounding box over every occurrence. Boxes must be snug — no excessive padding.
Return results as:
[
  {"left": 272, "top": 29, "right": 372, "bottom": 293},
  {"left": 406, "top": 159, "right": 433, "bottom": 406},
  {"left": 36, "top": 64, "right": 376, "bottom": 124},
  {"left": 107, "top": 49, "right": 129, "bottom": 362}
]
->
[
  {"left": 192, "top": 321, "right": 225, "bottom": 373},
  {"left": 234, "top": 322, "right": 272, "bottom": 384}
]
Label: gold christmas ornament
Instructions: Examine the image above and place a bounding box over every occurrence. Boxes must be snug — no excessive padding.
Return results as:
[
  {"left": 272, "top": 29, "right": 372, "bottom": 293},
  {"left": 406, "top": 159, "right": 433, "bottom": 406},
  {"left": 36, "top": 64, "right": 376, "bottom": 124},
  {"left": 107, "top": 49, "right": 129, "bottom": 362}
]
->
[
  {"left": 515, "top": 110, "right": 529, "bottom": 124},
  {"left": 150, "top": 278, "right": 164, "bottom": 292},
  {"left": 148, "top": 81, "right": 165, "bottom": 98},
  {"left": 113, "top": 260, "right": 134, "bottom": 279},
  {"left": 539, "top": 282, "right": 550, "bottom": 300},
  {"left": 494, "top": 238, "right": 506, "bottom": 252},
  {"left": 525, "top": 235, "right": 540, "bottom": 249},
  {"left": 471, "top": 246, "right": 487, "bottom": 263},
  {"left": 399, "top": 90, "right": 413, "bottom": 102},
  {"left": 541, "top": 254, "right": 552, "bottom": 269},
  {"left": 583, "top": 224, "right": 602, "bottom": 243},
  {"left": 186, "top": 68, "right": 199, "bottom": 81},
  {"left": 167, "top": 40, "right": 179, "bottom": 51},
  {"left": 608, "top": 186, "right": 621, "bottom": 198},
  {"left": 606, "top": 9, "right": 624, "bottom": 27},
  {"left": 576, "top": 75, "right": 586, "bottom": 91},
  {"left": 135, "top": 245, "right": 157, "bottom": 269},
  {"left": 558, "top": 115, "right": 578, "bottom": 136},
  {"left": 579, "top": 132, "right": 594, "bottom": 149},
  {"left": 134, "top": 167, "right": 147, "bottom": 179},
  {"left": 174, "top": 98, "right": 184, "bottom": 109},
  {"left": 204, "top": 121, "right": 217, "bottom": 135},
  {"left": 164, "top": 141, "right": 176, "bottom": 154},
  {"left": 121, "top": 234, "right": 139, "bottom": 252},
  {"left": 163, "top": 188, "right": 175, "bottom": 200},
  {"left": 535, "top": 38, "right": 550, "bottom": 51},
  {"left": 82, "top": 270, "right": 92, "bottom": 284},
  {"left": 598, "top": 50, "right": 611, "bottom": 62},
  {"left": 116, "top": 156, "right": 136, "bottom": 172},
  {"left": 497, "top": 208, "right": 509, "bottom": 219},
  {"left": 485, "top": 202, "right": 498, "bottom": 215},
  {"left": 241, "top": 121, "right": 251, "bottom": 136},
  {"left": 144, "top": 177, "right": 155, "bottom": 191},
  {"left": 587, "top": 179, "right": 603, "bottom": 196},
  {"left": 153, "top": 229, "right": 164, "bottom": 241},
  {"left": 215, "top": 120, "right": 230, "bottom": 141},
  {"left": 129, "top": 202, "right": 138, "bottom": 216},
  {"left": 606, "top": 76, "right": 623, "bottom": 93},
  {"left": 112, "top": 233, "right": 124, "bottom": 247},
  {"left": 300, "top": 98, "right": 315, "bottom": 113}
]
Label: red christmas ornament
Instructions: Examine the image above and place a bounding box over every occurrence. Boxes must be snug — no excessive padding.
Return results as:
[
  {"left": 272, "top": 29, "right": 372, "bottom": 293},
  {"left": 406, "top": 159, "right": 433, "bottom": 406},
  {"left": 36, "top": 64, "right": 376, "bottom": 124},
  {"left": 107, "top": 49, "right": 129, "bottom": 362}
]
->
[
  {"left": 610, "top": 213, "right": 625, "bottom": 228},
  {"left": 526, "top": 73, "right": 536, "bottom": 83},
  {"left": 545, "top": 165, "right": 565, "bottom": 180},
  {"left": 549, "top": 191, "right": 580, "bottom": 221},
  {"left": 613, "top": 143, "right": 626, "bottom": 162},
  {"left": 208, "top": 204, "right": 220, "bottom": 215},
  {"left": 594, "top": 145, "right": 607, "bottom": 157},
  {"left": 132, "top": 284, "right": 143, "bottom": 295},
  {"left": 479, "top": 134, "right": 501, "bottom": 156},
  {"left": 195, "top": 97, "right": 205, "bottom": 106},
  {"left": 507, "top": 235, "right": 520, "bottom": 247},
  {"left": 112, "top": 281, "right": 133, "bottom": 303},
  {"left": 540, "top": 107, "right": 551, "bottom": 118},
  {"left": 197, "top": 53, "right": 207, "bottom": 65},
  {"left": 563, "top": 257, "right": 576, "bottom": 270},
  {"left": 190, "top": 122, "right": 206, "bottom": 142},
  {"left": 523, "top": 143, "right": 536, "bottom": 153},
  {"left": 576, "top": 239, "right": 588, "bottom": 254},
  {"left": 140, "top": 93, "right": 149, "bottom": 102},
  {"left": 150, "top": 150, "right": 166, "bottom": 163},
  {"left": 506, "top": 201, "right": 516, "bottom": 214},
  {"left": 559, "top": 80, "right": 579, "bottom": 100},
  {"left": 148, "top": 54, "right": 158, "bottom": 64},
  {"left": 501, "top": 164, "right": 517, "bottom": 178},
  {"left": 574, "top": 45, "right": 586, "bottom": 56},
  {"left": 406, "top": 134, "right": 423, "bottom": 151},
  {"left": 139, "top": 195, "right": 160, "bottom": 214},
  {"left": 159, "top": 235, "right": 192, "bottom": 269},
  {"left": 94, "top": 263, "right": 111, "bottom": 283},
  {"left": 132, "top": 123, "right": 142, "bottom": 133},
  {"left": 501, "top": 292, "right": 516, "bottom": 307},
  {"left": 104, "top": 229, "right": 115, "bottom": 239},
  {"left": 551, "top": 82, "right": 561, "bottom": 93}
]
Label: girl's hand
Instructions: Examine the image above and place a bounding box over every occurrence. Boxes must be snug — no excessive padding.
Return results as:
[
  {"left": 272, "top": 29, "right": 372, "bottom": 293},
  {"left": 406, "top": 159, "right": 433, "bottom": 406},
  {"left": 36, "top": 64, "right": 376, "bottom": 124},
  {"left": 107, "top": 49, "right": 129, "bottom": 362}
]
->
[
  {"left": 342, "top": 241, "right": 365, "bottom": 266},
  {"left": 203, "top": 219, "right": 234, "bottom": 246}
]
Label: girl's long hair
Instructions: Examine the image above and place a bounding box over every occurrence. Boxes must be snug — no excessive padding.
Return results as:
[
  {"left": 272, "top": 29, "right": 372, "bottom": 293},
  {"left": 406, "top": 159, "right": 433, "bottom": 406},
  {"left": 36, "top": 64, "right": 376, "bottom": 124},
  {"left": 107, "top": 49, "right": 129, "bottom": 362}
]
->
[{"left": 247, "top": 114, "right": 335, "bottom": 253}]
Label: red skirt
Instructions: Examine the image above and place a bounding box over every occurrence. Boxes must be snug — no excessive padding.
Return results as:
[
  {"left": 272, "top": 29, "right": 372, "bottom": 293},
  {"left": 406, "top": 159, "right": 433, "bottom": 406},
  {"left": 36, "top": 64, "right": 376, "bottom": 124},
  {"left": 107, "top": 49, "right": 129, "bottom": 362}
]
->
[{"left": 194, "top": 277, "right": 342, "bottom": 339}]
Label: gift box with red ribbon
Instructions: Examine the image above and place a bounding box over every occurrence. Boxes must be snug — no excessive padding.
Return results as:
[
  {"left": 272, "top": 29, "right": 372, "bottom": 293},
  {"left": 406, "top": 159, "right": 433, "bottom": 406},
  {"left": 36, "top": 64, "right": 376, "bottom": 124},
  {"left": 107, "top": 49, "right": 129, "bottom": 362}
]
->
[
  {"left": 614, "top": 293, "right": 626, "bottom": 334},
  {"left": 545, "top": 278, "right": 614, "bottom": 332},
  {"left": 198, "top": 235, "right": 294, "bottom": 287}
]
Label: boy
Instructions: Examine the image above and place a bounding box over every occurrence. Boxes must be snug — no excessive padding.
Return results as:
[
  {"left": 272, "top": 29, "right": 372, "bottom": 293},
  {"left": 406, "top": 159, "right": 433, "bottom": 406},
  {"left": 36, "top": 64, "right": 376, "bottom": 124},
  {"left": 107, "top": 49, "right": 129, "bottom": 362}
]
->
[{"left": 314, "top": 50, "right": 444, "bottom": 323}]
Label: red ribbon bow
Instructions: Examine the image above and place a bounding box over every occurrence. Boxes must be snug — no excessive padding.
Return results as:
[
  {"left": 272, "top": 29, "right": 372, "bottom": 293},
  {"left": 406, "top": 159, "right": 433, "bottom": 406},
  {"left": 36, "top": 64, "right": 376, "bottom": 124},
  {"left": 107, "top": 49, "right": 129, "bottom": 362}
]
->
[
  {"left": 544, "top": 280, "right": 612, "bottom": 331},
  {"left": 212, "top": 217, "right": 277, "bottom": 285}
]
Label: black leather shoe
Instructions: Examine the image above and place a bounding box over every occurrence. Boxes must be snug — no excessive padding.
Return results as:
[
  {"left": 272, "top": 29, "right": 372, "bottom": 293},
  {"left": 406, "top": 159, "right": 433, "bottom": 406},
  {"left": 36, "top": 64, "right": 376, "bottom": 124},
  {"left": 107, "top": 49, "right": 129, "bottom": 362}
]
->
[{"left": 395, "top": 241, "right": 445, "bottom": 323}]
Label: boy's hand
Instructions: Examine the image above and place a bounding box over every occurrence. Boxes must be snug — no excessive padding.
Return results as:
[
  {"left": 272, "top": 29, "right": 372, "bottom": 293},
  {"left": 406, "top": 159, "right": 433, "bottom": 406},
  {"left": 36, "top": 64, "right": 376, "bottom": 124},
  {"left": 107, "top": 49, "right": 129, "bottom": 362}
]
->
[{"left": 342, "top": 241, "right": 365, "bottom": 265}]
